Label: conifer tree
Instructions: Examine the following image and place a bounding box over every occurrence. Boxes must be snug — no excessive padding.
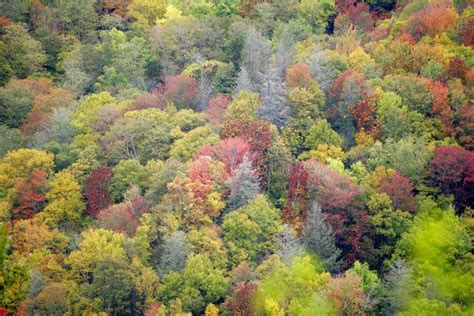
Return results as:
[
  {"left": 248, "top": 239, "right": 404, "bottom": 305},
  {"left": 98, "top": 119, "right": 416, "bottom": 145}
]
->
[
  {"left": 275, "top": 26, "right": 295, "bottom": 78},
  {"left": 226, "top": 156, "right": 260, "bottom": 211},
  {"left": 302, "top": 200, "right": 343, "bottom": 273},
  {"left": 158, "top": 231, "right": 190, "bottom": 276},
  {"left": 241, "top": 27, "right": 271, "bottom": 86},
  {"left": 258, "top": 67, "right": 289, "bottom": 128},
  {"left": 235, "top": 66, "right": 254, "bottom": 94}
]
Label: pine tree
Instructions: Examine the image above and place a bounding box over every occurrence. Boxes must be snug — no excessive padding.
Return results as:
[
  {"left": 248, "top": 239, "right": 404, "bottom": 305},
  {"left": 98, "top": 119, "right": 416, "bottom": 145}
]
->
[
  {"left": 302, "top": 200, "right": 343, "bottom": 273},
  {"left": 196, "top": 56, "right": 213, "bottom": 111},
  {"left": 276, "top": 226, "right": 304, "bottom": 264},
  {"left": 310, "top": 47, "right": 340, "bottom": 94},
  {"left": 258, "top": 67, "right": 289, "bottom": 129},
  {"left": 226, "top": 156, "right": 260, "bottom": 211},
  {"left": 241, "top": 27, "right": 271, "bottom": 86},
  {"left": 379, "top": 259, "right": 415, "bottom": 315},
  {"left": 235, "top": 66, "right": 254, "bottom": 94},
  {"left": 275, "top": 26, "right": 295, "bottom": 78},
  {"left": 158, "top": 231, "right": 189, "bottom": 276}
]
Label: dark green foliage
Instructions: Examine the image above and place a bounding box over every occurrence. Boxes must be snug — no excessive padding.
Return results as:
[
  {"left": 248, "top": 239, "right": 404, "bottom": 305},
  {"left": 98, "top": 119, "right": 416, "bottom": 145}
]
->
[
  {"left": 0, "top": 81, "right": 32, "bottom": 128},
  {"left": 88, "top": 258, "right": 134, "bottom": 315}
]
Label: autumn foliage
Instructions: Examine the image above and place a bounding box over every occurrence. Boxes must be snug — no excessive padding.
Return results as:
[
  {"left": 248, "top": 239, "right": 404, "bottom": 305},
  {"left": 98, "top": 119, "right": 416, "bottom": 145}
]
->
[
  {"left": 221, "top": 119, "right": 273, "bottom": 187},
  {"left": 379, "top": 171, "right": 417, "bottom": 213},
  {"left": 454, "top": 104, "right": 474, "bottom": 150},
  {"left": 12, "top": 170, "right": 48, "bottom": 221},
  {"left": 429, "top": 146, "right": 474, "bottom": 209},
  {"left": 407, "top": 5, "right": 458, "bottom": 41},
  {"left": 350, "top": 96, "right": 377, "bottom": 133},
  {"left": 336, "top": 0, "right": 375, "bottom": 32},
  {"left": 153, "top": 75, "right": 199, "bottom": 110},
  {"left": 187, "top": 156, "right": 226, "bottom": 218},
  {"left": 85, "top": 167, "right": 113, "bottom": 218},
  {"left": 196, "top": 138, "right": 251, "bottom": 176},
  {"left": 223, "top": 282, "right": 257, "bottom": 315},
  {"left": 423, "top": 80, "right": 454, "bottom": 136},
  {"left": 282, "top": 162, "right": 309, "bottom": 234},
  {"left": 285, "top": 64, "right": 313, "bottom": 89},
  {"left": 1, "top": 0, "right": 473, "bottom": 314},
  {"left": 304, "top": 160, "right": 367, "bottom": 266},
  {"left": 204, "top": 94, "right": 231, "bottom": 126},
  {"left": 21, "top": 87, "right": 75, "bottom": 136},
  {"left": 128, "top": 93, "right": 166, "bottom": 111}
]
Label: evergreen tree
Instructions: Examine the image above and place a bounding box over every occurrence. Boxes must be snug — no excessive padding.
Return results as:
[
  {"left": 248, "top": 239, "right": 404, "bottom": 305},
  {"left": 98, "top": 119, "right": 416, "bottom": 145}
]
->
[
  {"left": 88, "top": 258, "right": 134, "bottom": 315},
  {"left": 378, "top": 259, "right": 415, "bottom": 315},
  {"left": 302, "top": 200, "right": 343, "bottom": 273},
  {"left": 258, "top": 67, "right": 289, "bottom": 128},
  {"left": 235, "top": 66, "right": 254, "bottom": 94},
  {"left": 241, "top": 27, "right": 271, "bottom": 86},
  {"left": 226, "top": 156, "right": 260, "bottom": 211},
  {"left": 310, "top": 48, "right": 346, "bottom": 94},
  {"left": 197, "top": 68, "right": 212, "bottom": 112},
  {"left": 275, "top": 26, "right": 295, "bottom": 78},
  {"left": 158, "top": 231, "right": 190, "bottom": 276},
  {"left": 276, "top": 226, "right": 304, "bottom": 264}
]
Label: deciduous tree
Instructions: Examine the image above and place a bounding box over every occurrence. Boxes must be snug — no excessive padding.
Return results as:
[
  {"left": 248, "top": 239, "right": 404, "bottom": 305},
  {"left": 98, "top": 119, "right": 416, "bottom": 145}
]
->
[
  {"left": 11, "top": 170, "right": 48, "bottom": 221},
  {"left": 282, "top": 163, "right": 309, "bottom": 233},
  {"left": 428, "top": 146, "right": 474, "bottom": 209},
  {"left": 0, "top": 149, "right": 54, "bottom": 199},
  {"left": 41, "top": 171, "right": 85, "bottom": 230},
  {"left": 84, "top": 167, "right": 112, "bottom": 218},
  {"left": 2, "top": 24, "right": 46, "bottom": 78},
  {"left": 379, "top": 172, "right": 417, "bottom": 213},
  {"left": 221, "top": 119, "right": 274, "bottom": 187}
]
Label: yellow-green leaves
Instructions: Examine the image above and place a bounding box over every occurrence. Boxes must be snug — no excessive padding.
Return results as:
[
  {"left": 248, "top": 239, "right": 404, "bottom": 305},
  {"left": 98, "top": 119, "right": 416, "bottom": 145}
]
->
[{"left": 41, "top": 171, "right": 85, "bottom": 229}]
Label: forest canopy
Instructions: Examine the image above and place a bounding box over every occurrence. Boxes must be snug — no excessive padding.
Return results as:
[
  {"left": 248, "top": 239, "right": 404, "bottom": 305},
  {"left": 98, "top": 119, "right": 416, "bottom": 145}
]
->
[{"left": 0, "top": 0, "right": 473, "bottom": 315}]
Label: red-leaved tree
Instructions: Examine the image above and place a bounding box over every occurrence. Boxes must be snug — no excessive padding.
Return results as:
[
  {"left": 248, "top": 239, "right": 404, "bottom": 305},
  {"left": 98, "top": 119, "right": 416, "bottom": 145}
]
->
[
  {"left": 350, "top": 96, "right": 377, "bottom": 133},
  {"left": 303, "top": 160, "right": 368, "bottom": 267},
  {"left": 330, "top": 70, "right": 367, "bottom": 104},
  {"left": 285, "top": 64, "right": 313, "bottom": 89},
  {"left": 194, "top": 137, "right": 251, "bottom": 176},
  {"left": 153, "top": 75, "right": 199, "bottom": 110},
  {"left": 336, "top": 0, "right": 375, "bottom": 32},
  {"left": 446, "top": 58, "right": 467, "bottom": 81},
  {"left": 408, "top": 5, "right": 458, "bottom": 41},
  {"left": 214, "top": 138, "right": 251, "bottom": 175},
  {"left": 85, "top": 167, "right": 113, "bottom": 218},
  {"left": 429, "top": 146, "right": 474, "bottom": 210},
  {"left": 407, "top": 5, "right": 458, "bottom": 41},
  {"left": 221, "top": 119, "right": 273, "bottom": 188},
  {"left": 187, "top": 155, "right": 227, "bottom": 217},
  {"left": 282, "top": 162, "right": 309, "bottom": 234},
  {"left": 223, "top": 282, "right": 258, "bottom": 316},
  {"left": 424, "top": 80, "right": 454, "bottom": 136},
  {"left": 97, "top": 186, "right": 150, "bottom": 236},
  {"left": 128, "top": 93, "right": 166, "bottom": 111},
  {"left": 379, "top": 171, "right": 417, "bottom": 213},
  {"left": 12, "top": 170, "right": 48, "bottom": 221},
  {"left": 204, "top": 94, "right": 231, "bottom": 126}
]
